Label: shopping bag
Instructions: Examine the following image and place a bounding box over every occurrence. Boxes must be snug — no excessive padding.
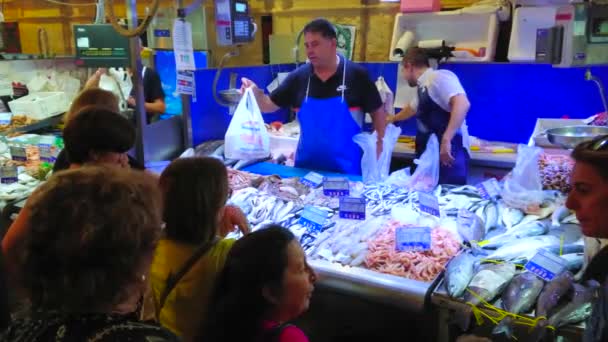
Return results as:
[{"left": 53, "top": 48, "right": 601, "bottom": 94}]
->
[
  {"left": 406, "top": 134, "right": 440, "bottom": 192},
  {"left": 375, "top": 76, "right": 395, "bottom": 116},
  {"left": 501, "top": 145, "right": 545, "bottom": 213},
  {"left": 353, "top": 124, "right": 401, "bottom": 184},
  {"left": 224, "top": 87, "right": 270, "bottom": 160}
]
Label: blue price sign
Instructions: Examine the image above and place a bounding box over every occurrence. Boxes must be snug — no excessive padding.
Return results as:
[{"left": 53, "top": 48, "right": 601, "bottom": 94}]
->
[
  {"left": 38, "top": 144, "right": 54, "bottom": 163},
  {"left": 9, "top": 146, "right": 27, "bottom": 162},
  {"left": 476, "top": 178, "right": 501, "bottom": 200},
  {"left": 0, "top": 165, "right": 18, "bottom": 184},
  {"left": 300, "top": 172, "right": 324, "bottom": 188},
  {"left": 395, "top": 227, "right": 432, "bottom": 252},
  {"left": 154, "top": 29, "right": 171, "bottom": 37},
  {"left": 417, "top": 192, "right": 440, "bottom": 218},
  {"left": 323, "top": 177, "right": 350, "bottom": 197},
  {"left": 339, "top": 197, "right": 366, "bottom": 220},
  {"left": 525, "top": 249, "right": 567, "bottom": 281},
  {"left": 298, "top": 206, "right": 329, "bottom": 233}
]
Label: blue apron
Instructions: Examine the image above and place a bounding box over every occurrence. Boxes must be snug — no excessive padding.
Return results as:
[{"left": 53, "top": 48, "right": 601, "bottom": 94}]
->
[
  {"left": 294, "top": 58, "right": 363, "bottom": 175},
  {"left": 415, "top": 85, "right": 469, "bottom": 185}
]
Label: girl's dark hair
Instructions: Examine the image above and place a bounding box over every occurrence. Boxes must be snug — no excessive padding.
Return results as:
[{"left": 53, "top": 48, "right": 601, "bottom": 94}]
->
[
  {"left": 159, "top": 157, "right": 229, "bottom": 244},
  {"left": 203, "top": 226, "right": 296, "bottom": 342},
  {"left": 63, "top": 105, "right": 135, "bottom": 164},
  {"left": 572, "top": 135, "right": 608, "bottom": 180}
]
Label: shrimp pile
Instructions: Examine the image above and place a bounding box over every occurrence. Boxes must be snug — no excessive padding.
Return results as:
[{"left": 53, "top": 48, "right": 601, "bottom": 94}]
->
[{"left": 365, "top": 220, "right": 461, "bottom": 282}]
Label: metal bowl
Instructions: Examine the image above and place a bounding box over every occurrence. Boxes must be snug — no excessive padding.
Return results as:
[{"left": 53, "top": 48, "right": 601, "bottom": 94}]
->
[
  {"left": 218, "top": 88, "right": 242, "bottom": 105},
  {"left": 546, "top": 125, "right": 608, "bottom": 149}
]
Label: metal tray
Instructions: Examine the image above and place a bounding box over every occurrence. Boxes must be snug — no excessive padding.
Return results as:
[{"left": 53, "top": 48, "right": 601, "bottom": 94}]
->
[{"left": 545, "top": 125, "right": 608, "bottom": 149}]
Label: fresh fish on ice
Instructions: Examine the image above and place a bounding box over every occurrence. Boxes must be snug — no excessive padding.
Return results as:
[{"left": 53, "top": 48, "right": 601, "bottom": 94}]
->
[
  {"left": 492, "top": 272, "right": 545, "bottom": 338},
  {"left": 559, "top": 253, "right": 584, "bottom": 273},
  {"left": 445, "top": 251, "right": 478, "bottom": 298},
  {"left": 535, "top": 271, "right": 575, "bottom": 320},
  {"left": 502, "top": 206, "right": 525, "bottom": 230},
  {"left": 457, "top": 208, "right": 485, "bottom": 244},
  {"left": 480, "top": 221, "right": 548, "bottom": 249},
  {"left": 463, "top": 262, "right": 517, "bottom": 306},
  {"left": 483, "top": 202, "right": 500, "bottom": 233},
  {"left": 486, "top": 235, "right": 560, "bottom": 262}
]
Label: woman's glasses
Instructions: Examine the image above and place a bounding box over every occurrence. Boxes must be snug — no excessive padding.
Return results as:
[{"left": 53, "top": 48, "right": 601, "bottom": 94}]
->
[{"left": 590, "top": 136, "right": 608, "bottom": 151}]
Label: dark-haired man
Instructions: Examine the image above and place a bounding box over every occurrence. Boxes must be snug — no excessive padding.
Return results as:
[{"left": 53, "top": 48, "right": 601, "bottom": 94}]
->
[
  {"left": 389, "top": 47, "right": 471, "bottom": 184},
  {"left": 241, "top": 18, "right": 386, "bottom": 175}
]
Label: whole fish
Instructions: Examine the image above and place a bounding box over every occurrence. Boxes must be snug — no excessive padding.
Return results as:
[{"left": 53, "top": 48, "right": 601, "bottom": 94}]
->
[
  {"left": 445, "top": 251, "right": 478, "bottom": 298},
  {"left": 533, "top": 281, "right": 600, "bottom": 341},
  {"left": 544, "top": 244, "right": 585, "bottom": 256},
  {"left": 481, "top": 221, "right": 548, "bottom": 249},
  {"left": 457, "top": 208, "right": 485, "bottom": 245},
  {"left": 486, "top": 235, "right": 560, "bottom": 262},
  {"left": 551, "top": 204, "right": 571, "bottom": 227},
  {"left": 536, "top": 271, "right": 575, "bottom": 320},
  {"left": 502, "top": 206, "right": 525, "bottom": 230},
  {"left": 463, "top": 262, "right": 517, "bottom": 306},
  {"left": 493, "top": 272, "right": 545, "bottom": 338},
  {"left": 483, "top": 202, "right": 499, "bottom": 233}
]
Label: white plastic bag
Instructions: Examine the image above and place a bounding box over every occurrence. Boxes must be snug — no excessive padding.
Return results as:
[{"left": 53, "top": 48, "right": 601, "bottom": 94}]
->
[
  {"left": 353, "top": 123, "right": 401, "bottom": 183},
  {"left": 501, "top": 144, "right": 545, "bottom": 213},
  {"left": 406, "top": 134, "right": 440, "bottom": 192},
  {"left": 224, "top": 87, "right": 270, "bottom": 160},
  {"left": 375, "top": 76, "right": 395, "bottom": 116}
]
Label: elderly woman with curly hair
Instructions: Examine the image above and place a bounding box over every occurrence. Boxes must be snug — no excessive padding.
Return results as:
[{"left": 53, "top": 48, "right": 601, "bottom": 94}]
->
[{"left": 0, "top": 166, "right": 178, "bottom": 341}]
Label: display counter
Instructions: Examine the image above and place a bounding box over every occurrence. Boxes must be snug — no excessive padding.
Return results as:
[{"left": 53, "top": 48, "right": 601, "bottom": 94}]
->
[{"left": 393, "top": 142, "right": 518, "bottom": 169}]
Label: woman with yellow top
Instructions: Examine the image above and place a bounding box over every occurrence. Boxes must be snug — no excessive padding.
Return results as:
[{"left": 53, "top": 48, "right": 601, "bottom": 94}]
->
[{"left": 151, "top": 157, "right": 249, "bottom": 341}]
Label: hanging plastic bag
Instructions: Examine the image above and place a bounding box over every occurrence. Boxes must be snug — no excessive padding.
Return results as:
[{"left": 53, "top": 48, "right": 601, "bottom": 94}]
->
[
  {"left": 501, "top": 144, "right": 545, "bottom": 213},
  {"left": 224, "top": 87, "right": 270, "bottom": 160},
  {"left": 375, "top": 76, "right": 395, "bottom": 116},
  {"left": 406, "top": 134, "right": 440, "bottom": 192},
  {"left": 353, "top": 123, "right": 401, "bottom": 183}
]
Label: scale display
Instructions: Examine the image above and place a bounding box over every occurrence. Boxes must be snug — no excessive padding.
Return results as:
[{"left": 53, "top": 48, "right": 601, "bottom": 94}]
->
[{"left": 74, "top": 24, "right": 130, "bottom": 68}]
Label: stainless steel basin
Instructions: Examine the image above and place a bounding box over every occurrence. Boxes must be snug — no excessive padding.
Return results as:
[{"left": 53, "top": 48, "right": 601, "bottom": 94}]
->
[
  {"left": 218, "top": 88, "right": 242, "bottom": 105},
  {"left": 546, "top": 125, "right": 608, "bottom": 149}
]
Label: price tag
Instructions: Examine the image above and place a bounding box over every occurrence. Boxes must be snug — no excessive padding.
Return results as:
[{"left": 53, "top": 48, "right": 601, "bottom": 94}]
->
[
  {"left": 417, "top": 192, "right": 440, "bottom": 218},
  {"left": 0, "top": 112, "right": 12, "bottom": 125},
  {"left": 323, "top": 177, "right": 350, "bottom": 197},
  {"left": 9, "top": 145, "right": 27, "bottom": 162},
  {"left": 525, "top": 249, "right": 568, "bottom": 281},
  {"left": 298, "top": 206, "right": 329, "bottom": 233},
  {"left": 395, "top": 226, "right": 432, "bottom": 252},
  {"left": 300, "top": 172, "right": 324, "bottom": 188},
  {"left": 38, "top": 144, "right": 54, "bottom": 163},
  {"left": 477, "top": 178, "right": 501, "bottom": 200},
  {"left": 339, "top": 197, "right": 366, "bottom": 220},
  {"left": 0, "top": 165, "right": 18, "bottom": 184},
  {"left": 39, "top": 135, "right": 56, "bottom": 145}
]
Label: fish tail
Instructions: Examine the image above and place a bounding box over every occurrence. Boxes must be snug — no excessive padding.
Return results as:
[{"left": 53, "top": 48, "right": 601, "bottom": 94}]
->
[{"left": 492, "top": 316, "right": 514, "bottom": 338}]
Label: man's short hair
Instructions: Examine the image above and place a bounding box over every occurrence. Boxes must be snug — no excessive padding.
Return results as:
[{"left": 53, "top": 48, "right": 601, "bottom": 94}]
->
[
  {"left": 303, "top": 18, "right": 337, "bottom": 40},
  {"left": 402, "top": 47, "right": 430, "bottom": 68}
]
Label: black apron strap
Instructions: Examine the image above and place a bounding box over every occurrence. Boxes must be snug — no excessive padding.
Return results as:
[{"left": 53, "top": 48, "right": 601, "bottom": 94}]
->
[{"left": 155, "top": 237, "right": 220, "bottom": 319}]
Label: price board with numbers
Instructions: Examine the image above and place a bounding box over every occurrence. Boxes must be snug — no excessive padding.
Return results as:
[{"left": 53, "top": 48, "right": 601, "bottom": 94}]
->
[
  {"left": 38, "top": 144, "right": 54, "bottom": 163},
  {"left": 9, "top": 145, "right": 27, "bottom": 162},
  {"left": 298, "top": 206, "right": 329, "bottom": 232},
  {"left": 395, "top": 227, "right": 432, "bottom": 252},
  {"left": 339, "top": 197, "right": 366, "bottom": 220},
  {"left": 323, "top": 177, "right": 350, "bottom": 197},
  {"left": 476, "top": 178, "right": 501, "bottom": 200},
  {"left": 300, "top": 172, "right": 324, "bottom": 188},
  {"left": 525, "top": 249, "right": 567, "bottom": 281},
  {"left": 0, "top": 165, "right": 18, "bottom": 184},
  {"left": 417, "top": 192, "right": 440, "bottom": 218}
]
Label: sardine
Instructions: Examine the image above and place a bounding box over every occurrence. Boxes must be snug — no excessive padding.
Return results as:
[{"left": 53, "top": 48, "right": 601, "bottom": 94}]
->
[
  {"left": 483, "top": 202, "right": 499, "bottom": 233},
  {"left": 445, "top": 251, "right": 478, "bottom": 298},
  {"left": 486, "top": 235, "right": 560, "bottom": 262},
  {"left": 457, "top": 208, "right": 485, "bottom": 245},
  {"left": 493, "top": 272, "right": 545, "bottom": 338}
]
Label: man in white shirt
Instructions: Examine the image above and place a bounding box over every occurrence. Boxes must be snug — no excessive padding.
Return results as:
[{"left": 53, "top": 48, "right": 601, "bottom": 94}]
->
[{"left": 388, "top": 47, "right": 471, "bottom": 185}]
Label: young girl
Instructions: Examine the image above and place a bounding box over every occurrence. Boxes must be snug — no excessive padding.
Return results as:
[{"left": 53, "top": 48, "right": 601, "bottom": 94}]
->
[
  {"left": 204, "top": 225, "right": 317, "bottom": 342},
  {"left": 150, "top": 157, "right": 248, "bottom": 341}
]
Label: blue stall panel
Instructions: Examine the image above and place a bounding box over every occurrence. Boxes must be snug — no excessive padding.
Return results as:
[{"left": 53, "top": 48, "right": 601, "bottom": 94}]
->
[{"left": 154, "top": 51, "right": 209, "bottom": 116}]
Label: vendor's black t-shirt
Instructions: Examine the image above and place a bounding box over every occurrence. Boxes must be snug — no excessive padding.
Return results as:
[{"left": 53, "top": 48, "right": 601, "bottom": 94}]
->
[
  {"left": 129, "top": 67, "right": 165, "bottom": 112},
  {"left": 270, "top": 56, "right": 382, "bottom": 114}
]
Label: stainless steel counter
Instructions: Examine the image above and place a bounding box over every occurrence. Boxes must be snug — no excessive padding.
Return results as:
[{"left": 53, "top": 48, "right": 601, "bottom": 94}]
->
[
  {"left": 393, "top": 142, "right": 518, "bottom": 169},
  {"left": 309, "top": 259, "right": 436, "bottom": 313}
]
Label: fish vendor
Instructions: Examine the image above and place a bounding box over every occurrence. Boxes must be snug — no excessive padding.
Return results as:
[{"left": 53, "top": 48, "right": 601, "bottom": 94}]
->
[
  {"left": 388, "top": 47, "right": 471, "bottom": 185},
  {"left": 241, "top": 18, "right": 386, "bottom": 175}
]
